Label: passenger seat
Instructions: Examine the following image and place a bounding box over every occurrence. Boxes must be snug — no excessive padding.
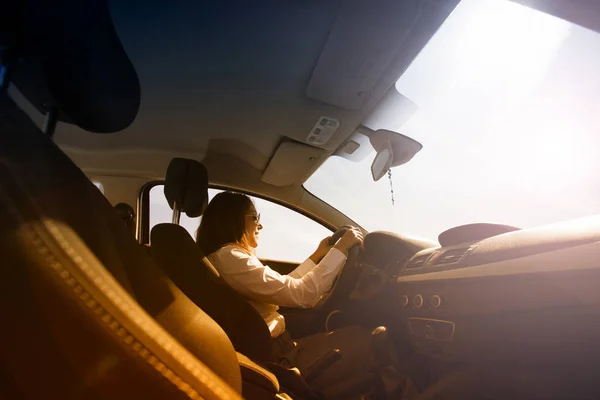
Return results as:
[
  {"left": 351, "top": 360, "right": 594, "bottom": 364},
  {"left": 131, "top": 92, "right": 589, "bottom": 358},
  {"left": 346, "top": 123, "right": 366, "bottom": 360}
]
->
[
  {"left": 0, "top": 0, "right": 284, "bottom": 399},
  {"left": 0, "top": 0, "right": 240, "bottom": 398}
]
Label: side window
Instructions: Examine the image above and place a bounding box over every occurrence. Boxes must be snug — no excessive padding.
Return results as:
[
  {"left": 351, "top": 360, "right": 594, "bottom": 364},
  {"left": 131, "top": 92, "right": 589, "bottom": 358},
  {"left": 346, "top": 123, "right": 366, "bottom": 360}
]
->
[
  {"left": 250, "top": 196, "right": 332, "bottom": 262},
  {"left": 148, "top": 185, "right": 332, "bottom": 262},
  {"left": 149, "top": 185, "right": 202, "bottom": 238}
]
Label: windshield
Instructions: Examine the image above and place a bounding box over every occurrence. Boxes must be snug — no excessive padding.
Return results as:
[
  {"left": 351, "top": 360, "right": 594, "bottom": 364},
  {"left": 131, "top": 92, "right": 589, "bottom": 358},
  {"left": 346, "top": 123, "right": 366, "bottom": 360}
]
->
[{"left": 305, "top": 0, "right": 600, "bottom": 241}]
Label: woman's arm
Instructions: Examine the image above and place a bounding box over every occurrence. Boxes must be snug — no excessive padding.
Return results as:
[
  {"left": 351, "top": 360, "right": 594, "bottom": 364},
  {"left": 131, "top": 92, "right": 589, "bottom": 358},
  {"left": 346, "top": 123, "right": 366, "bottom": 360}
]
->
[
  {"left": 288, "top": 258, "right": 316, "bottom": 279},
  {"left": 216, "top": 246, "right": 346, "bottom": 308},
  {"left": 215, "top": 229, "right": 363, "bottom": 308},
  {"left": 289, "top": 236, "right": 334, "bottom": 279}
]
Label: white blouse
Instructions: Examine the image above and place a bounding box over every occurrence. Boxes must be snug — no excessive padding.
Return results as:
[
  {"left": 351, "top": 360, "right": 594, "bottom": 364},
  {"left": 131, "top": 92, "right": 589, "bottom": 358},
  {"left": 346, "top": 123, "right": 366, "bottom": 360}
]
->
[{"left": 208, "top": 245, "right": 346, "bottom": 337}]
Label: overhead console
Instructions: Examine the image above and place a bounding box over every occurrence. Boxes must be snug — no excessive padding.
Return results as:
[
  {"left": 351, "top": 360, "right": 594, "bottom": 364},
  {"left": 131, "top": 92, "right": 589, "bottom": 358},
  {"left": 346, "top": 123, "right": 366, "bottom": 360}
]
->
[{"left": 394, "top": 215, "right": 600, "bottom": 364}]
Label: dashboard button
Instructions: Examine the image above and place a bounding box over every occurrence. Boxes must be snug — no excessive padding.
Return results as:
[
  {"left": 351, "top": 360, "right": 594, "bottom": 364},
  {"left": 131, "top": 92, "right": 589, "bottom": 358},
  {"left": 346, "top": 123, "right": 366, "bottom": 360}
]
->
[
  {"left": 430, "top": 295, "right": 442, "bottom": 308},
  {"left": 425, "top": 324, "right": 434, "bottom": 339},
  {"left": 401, "top": 295, "right": 409, "bottom": 307},
  {"left": 413, "top": 294, "right": 423, "bottom": 308}
]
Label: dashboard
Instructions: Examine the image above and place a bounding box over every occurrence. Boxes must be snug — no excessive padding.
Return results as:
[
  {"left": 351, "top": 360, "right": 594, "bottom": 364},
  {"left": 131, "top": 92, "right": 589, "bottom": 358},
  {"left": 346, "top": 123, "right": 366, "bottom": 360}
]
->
[{"left": 361, "top": 215, "right": 600, "bottom": 366}]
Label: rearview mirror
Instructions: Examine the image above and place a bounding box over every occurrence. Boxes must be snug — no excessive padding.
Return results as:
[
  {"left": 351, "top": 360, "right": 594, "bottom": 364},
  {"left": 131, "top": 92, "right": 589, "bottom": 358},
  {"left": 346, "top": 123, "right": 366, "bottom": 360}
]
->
[
  {"left": 371, "top": 141, "right": 394, "bottom": 181},
  {"left": 370, "top": 129, "right": 422, "bottom": 181}
]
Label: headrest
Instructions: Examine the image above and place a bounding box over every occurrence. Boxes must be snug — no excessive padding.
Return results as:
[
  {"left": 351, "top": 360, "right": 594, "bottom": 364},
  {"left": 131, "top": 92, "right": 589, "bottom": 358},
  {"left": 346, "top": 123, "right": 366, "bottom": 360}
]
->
[
  {"left": 10, "top": 0, "right": 140, "bottom": 133},
  {"left": 164, "top": 158, "right": 209, "bottom": 218},
  {"left": 114, "top": 202, "right": 135, "bottom": 219}
]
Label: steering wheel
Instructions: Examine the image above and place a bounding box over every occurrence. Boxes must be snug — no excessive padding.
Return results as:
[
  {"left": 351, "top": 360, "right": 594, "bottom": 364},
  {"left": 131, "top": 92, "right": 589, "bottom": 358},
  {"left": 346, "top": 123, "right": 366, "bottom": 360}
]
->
[{"left": 314, "top": 226, "right": 364, "bottom": 312}]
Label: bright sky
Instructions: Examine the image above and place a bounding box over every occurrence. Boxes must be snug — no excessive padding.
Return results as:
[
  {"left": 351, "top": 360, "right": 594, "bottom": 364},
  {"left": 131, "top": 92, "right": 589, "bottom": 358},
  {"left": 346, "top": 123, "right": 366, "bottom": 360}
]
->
[{"left": 305, "top": 0, "right": 600, "bottom": 241}]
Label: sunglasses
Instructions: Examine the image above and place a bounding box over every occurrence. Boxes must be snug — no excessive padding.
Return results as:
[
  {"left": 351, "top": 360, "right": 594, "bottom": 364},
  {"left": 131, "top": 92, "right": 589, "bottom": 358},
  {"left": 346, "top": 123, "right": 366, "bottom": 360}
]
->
[{"left": 246, "top": 213, "right": 261, "bottom": 224}]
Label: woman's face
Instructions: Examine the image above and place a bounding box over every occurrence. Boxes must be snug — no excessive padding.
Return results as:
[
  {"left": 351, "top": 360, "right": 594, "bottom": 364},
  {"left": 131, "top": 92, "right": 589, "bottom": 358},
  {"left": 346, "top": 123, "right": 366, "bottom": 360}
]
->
[{"left": 244, "top": 204, "right": 262, "bottom": 248}]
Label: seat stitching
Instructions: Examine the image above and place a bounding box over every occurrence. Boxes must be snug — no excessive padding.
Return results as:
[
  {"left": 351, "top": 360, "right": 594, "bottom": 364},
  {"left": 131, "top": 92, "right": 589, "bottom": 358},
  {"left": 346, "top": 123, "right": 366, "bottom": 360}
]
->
[{"left": 0, "top": 164, "right": 238, "bottom": 400}]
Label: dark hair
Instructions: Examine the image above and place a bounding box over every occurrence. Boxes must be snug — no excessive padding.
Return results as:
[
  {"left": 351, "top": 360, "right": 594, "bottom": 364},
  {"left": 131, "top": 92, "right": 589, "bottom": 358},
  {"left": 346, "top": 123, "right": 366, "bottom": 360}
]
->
[
  {"left": 114, "top": 202, "right": 136, "bottom": 235},
  {"left": 196, "top": 191, "right": 254, "bottom": 255}
]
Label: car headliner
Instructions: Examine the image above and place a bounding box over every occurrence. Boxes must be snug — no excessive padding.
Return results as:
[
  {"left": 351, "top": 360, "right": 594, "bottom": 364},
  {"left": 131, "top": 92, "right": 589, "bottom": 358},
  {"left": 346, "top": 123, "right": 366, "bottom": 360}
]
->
[
  {"left": 14, "top": 1, "right": 456, "bottom": 182},
  {"left": 10, "top": 0, "right": 600, "bottom": 222}
]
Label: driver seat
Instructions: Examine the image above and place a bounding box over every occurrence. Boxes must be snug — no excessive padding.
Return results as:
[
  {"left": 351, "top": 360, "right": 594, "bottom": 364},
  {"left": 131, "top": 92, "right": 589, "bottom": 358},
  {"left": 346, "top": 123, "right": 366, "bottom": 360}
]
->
[{"left": 151, "top": 159, "right": 275, "bottom": 363}]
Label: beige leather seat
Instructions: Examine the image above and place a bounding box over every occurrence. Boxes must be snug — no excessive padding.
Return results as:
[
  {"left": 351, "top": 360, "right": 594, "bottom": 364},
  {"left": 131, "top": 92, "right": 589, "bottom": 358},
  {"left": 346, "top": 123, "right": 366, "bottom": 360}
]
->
[{"left": 152, "top": 158, "right": 275, "bottom": 363}]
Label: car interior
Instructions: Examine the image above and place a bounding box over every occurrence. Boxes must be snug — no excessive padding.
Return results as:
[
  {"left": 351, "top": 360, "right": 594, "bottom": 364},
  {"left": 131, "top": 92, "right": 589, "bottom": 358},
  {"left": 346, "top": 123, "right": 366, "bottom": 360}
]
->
[{"left": 2, "top": 0, "right": 600, "bottom": 399}]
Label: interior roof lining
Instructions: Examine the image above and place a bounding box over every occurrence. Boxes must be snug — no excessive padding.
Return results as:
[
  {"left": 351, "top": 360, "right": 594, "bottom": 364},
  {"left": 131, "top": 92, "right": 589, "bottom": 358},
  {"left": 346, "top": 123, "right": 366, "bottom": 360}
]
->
[{"left": 28, "top": 0, "right": 463, "bottom": 203}]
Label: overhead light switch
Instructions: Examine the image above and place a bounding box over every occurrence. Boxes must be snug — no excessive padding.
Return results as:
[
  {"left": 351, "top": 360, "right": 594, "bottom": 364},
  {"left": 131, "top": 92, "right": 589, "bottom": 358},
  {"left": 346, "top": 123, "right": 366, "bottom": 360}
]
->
[{"left": 307, "top": 116, "right": 339, "bottom": 145}]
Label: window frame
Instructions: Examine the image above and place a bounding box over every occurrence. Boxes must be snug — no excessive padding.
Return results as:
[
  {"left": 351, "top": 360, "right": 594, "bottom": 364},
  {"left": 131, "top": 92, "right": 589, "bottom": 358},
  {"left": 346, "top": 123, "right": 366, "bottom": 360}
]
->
[{"left": 137, "top": 180, "right": 336, "bottom": 245}]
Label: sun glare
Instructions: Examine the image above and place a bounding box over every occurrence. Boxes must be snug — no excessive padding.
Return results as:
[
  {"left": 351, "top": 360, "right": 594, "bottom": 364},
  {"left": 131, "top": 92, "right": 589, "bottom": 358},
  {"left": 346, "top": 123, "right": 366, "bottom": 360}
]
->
[
  {"left": 456, "top": 0, "right": 571, "bottom": 83},
  {"left": 308, "top": 0, "right": 600, "bottom": 239},
  {"left": 396, "top": 0, "right": 571, "bottom": 116}
]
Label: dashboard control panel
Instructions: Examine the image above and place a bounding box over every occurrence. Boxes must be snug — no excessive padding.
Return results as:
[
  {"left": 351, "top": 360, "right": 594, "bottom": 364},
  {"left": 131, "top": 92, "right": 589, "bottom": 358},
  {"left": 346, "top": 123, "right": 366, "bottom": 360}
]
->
[
  {"left": 408, "top": 318, "right": 455, "bottom": 341},
  {"left": 392, "top": 216, "right": 600, "bottom": 362},
  {"left": 413, "top": 294, "right": 423, "bottom": 308},
  {"left": 400, "top": 293, "right": 444, "bottom": 311},
  {"left": 430, "top": 295, "right": 442, "bottom": 308}
]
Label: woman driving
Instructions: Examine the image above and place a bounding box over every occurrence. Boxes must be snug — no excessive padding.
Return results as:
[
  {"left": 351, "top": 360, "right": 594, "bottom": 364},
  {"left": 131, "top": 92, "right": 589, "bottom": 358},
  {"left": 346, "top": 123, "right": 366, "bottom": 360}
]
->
[{"left": 196, "top": 191, "right": 380, "bottom": 391}]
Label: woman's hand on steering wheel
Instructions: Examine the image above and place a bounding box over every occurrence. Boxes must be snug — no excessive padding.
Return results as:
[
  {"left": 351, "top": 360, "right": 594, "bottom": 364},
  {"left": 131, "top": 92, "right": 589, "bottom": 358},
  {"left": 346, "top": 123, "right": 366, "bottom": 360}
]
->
[
  {"left": 310, "top": 237, "right": 336, "bottom": 264},
  {"left": 311, "top": 226, "right": 365, "bottom": 312},
  {"left": 333, "top": 227, "right": 364, "bottom": 256}
]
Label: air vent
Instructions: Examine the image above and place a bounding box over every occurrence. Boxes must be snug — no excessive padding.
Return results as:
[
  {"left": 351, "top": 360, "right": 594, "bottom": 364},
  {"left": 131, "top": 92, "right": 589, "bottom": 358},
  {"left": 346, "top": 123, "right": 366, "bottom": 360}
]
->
[
  {"left": 432, "top": 247, "right": 470, "bottom": 265},
  {"left": 406, "top": 253, "right": 431, "bottom": 269}
]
